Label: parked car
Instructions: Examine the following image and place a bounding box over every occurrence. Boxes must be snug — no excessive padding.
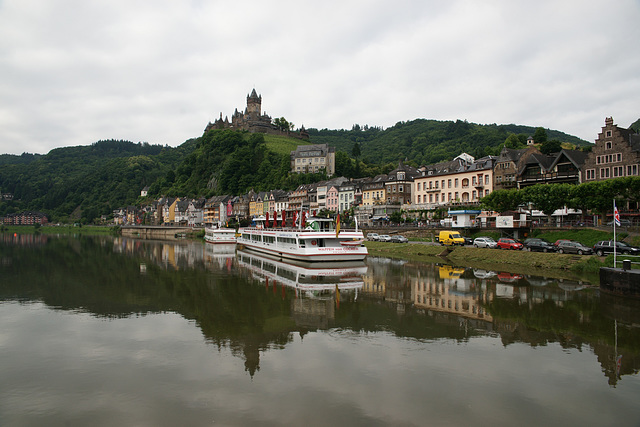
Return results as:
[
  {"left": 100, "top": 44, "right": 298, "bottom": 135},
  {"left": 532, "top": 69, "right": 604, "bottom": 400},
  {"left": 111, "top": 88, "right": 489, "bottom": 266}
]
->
[
  {"left": 593, "top": 240, "right": 640, "bottom": 256},
  {"left": 463, "top": 236, "right": 473, "bottom": 245},
  {"left": 524, "top": 239, "right": 557, "bottom": 253},
  {"left": 557, "top": 241, "right": 594, "bottom": 255},
  {"left": 553, "top": 239, "right": 573, "bottom": 247},
  {"left": 473, "top": 237, "right": 497, "bottom": 249},
  {"left": 390, "top": 235, "right": 409, "bottom": 243},
  {"left": 367, "top": 233, "right": 379, "bottom": 241},
  {"left": 378, "top": 234, "right": 392, "bottom": 242},
  {"left": 607, "top": 219, "right": 632, "bottom": 227},
  {"left": 496, "top": 238, "right": 523, "bottom": 250}
]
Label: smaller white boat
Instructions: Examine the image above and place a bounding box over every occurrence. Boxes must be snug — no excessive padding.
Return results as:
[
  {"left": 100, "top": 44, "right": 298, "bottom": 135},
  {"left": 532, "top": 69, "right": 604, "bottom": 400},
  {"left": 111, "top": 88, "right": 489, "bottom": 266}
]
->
[{"left": 205, "top": 226, "right": 237, "bottom": 244}]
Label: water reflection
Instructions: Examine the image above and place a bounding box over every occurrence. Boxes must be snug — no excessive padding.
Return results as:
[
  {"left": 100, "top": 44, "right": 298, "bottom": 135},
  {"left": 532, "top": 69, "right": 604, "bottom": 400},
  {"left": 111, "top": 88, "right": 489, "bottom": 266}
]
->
[{"left": 1, "top": 234, "right": 639, "bottom": 388}]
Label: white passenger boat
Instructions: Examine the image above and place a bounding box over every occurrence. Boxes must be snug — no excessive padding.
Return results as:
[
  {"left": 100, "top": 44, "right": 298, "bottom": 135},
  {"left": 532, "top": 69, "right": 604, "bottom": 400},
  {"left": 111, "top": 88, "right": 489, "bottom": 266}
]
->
[
  {"left": 237, "top": 216, "right": 368, "bottom": 262},
  {"left": 204, "top": 226, "right": 237, "bottom": 244}
]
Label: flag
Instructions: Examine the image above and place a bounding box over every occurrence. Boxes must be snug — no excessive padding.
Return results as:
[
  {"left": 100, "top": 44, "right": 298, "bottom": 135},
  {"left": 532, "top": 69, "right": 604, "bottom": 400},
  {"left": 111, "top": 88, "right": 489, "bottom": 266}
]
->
[
  {"left": 293, "top": 211, "right": 298, "bottom": 227},
  {"left": 614, "top": 202, "right": 621, "bottom": 227},
  {"left": 282, "top": 211, "right": 286, "bottom": 228},
  {"left": 336, "top": 214, "right": 341, "bottom": 238},
  {"left": 301, "top": 211, "right": 307, "bottom": 228}
]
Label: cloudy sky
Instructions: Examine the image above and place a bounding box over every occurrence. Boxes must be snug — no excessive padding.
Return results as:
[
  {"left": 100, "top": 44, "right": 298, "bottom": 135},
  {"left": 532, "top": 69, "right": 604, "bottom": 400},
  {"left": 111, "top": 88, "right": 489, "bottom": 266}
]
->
[{"left": 1, "top": 0, "right": 639, "bottom": 155}]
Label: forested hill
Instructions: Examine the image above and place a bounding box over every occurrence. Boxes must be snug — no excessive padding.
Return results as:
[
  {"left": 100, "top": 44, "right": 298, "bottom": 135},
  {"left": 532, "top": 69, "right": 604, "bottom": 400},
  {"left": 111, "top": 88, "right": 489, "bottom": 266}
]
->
[
  {"left": 0, "top": 119, "right": 594, "bottom": 224},
  {"left": 308, "top": 119, "right": 590, "bottom": 165}
]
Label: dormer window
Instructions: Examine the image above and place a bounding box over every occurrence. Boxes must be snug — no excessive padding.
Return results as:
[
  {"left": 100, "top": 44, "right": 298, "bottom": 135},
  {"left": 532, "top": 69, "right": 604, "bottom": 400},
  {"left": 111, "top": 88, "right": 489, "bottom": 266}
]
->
[{"left": 398, "top": 172, "right": 405, "bottom": 180}]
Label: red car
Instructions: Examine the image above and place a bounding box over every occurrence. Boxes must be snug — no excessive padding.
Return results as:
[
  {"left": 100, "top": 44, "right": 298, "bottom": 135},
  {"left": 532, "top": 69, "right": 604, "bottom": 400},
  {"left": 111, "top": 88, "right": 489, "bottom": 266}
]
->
[{"left": 496, "top": 238, "right": 523, "bottom": 250}]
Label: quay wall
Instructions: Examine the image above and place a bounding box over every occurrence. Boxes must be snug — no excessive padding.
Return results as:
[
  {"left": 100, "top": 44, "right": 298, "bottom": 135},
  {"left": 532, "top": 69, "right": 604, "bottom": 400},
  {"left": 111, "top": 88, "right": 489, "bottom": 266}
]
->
[
  {"left": 121, "top": 226, "right": 201, "bottom": 239},
  {"left": 600, "top": 267, "right": 640, "bottom": 298}
]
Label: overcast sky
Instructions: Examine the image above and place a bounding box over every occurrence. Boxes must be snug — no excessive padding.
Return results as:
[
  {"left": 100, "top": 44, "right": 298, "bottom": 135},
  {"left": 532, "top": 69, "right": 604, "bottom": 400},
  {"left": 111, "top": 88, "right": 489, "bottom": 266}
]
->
[{"left": 1, "top": 0, "right": 639, "bottom": 155}]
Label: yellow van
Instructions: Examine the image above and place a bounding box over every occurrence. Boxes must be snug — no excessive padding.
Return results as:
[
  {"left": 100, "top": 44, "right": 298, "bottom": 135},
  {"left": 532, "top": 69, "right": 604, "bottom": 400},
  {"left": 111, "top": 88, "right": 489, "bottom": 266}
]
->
[{"left": 438, "top": 230, "right": 465, "bottom": 246}]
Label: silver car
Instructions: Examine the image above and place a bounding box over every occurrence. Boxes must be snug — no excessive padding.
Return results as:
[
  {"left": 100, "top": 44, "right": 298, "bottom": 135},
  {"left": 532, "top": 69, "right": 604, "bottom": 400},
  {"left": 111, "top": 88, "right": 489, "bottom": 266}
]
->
[
  {"left": 473, "top": 237, "right": 497, "bottom": 248},
  {"left": 378, "top": 234, "right": 392, "bottom": 242}
]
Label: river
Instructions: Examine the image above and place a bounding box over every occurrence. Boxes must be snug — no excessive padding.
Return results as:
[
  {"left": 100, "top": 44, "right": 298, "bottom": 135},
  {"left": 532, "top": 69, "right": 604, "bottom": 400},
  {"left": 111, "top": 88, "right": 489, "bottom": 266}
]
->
[{"left": 1, "top": 234, "right": 639, "bottom": 426}]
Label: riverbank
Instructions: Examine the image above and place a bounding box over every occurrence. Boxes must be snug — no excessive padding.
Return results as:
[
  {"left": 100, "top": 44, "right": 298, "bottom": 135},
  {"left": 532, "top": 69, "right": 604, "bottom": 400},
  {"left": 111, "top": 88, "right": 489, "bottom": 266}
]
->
[
  {"left": 365, "top": 241, "right": 603, "bottom": 283},
  {"left": 1, "top": 225, "right": 117, "bottom": 235}
]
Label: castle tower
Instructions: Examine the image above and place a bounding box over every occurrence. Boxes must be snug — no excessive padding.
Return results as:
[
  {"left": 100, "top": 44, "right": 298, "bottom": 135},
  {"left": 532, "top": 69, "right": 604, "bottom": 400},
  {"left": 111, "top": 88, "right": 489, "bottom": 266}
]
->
[{"left": 246, "top": 89, "right": 262, "bottom": 116}]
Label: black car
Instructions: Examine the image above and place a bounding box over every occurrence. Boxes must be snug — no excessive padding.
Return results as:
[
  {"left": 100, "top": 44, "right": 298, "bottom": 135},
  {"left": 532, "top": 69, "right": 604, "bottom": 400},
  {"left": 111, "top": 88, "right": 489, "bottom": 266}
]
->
[
  {"left": 593, "top": 240, "right": 640, "bottom": 256},
  {"left": 524, "top": 239, "right": 556, "bottom": 253}
]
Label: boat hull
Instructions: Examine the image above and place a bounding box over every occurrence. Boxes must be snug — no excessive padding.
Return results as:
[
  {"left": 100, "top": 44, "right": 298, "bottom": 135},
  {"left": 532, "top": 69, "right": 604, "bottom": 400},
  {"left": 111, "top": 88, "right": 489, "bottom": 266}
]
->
[{"left": 238, "top": 228, "right": 368, "bottom": 262}]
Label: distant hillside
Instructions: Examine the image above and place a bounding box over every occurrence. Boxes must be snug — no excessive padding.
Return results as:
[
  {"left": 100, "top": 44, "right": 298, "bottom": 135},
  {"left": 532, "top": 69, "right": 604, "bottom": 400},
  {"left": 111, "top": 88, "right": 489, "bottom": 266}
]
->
[
  {"left": 308, "top": 119, "right": 590, "bottom": 165},
  {"left": 0, "top": 140, "right": 189, "bottom": 222},
  {"left": 0, "top": 119, "right": 592, "bottom": 223}
]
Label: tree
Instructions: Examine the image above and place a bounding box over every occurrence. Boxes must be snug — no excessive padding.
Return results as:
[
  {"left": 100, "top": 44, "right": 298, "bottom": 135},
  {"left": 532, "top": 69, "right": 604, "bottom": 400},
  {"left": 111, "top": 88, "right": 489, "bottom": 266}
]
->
[
  {"left": 480, "top": 189, "right": 522, "bottom": 212},
  {"left": 504, "top": 133, "right": 524, "bottom": 149},
  {"left": 521, "top": 184, "right": 572, "bottom": 224},
  {"left": 273, "top": 117, "right": 294, "bottom": 132},
  {"left": 540, "top": 139, "right": 562, "bottom": 154},
  {"left": 351, "top": 142, "right": 361, "bottom": 159},
  {"left": 533, "top": 127, "right": 548, "bottom": 145}
]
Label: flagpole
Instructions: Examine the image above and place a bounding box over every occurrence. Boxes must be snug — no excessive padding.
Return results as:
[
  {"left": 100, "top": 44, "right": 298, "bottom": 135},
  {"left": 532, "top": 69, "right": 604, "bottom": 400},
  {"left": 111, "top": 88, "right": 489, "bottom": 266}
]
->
[{"left": 613, "top": 199, "right": 617, "bottom": 267}]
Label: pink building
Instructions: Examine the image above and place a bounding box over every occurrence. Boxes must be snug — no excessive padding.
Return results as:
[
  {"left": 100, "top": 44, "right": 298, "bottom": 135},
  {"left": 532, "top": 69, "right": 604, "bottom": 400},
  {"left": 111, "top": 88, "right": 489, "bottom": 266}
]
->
[{"left": 326, "top": 185, "right": 339, "bottom": 213}]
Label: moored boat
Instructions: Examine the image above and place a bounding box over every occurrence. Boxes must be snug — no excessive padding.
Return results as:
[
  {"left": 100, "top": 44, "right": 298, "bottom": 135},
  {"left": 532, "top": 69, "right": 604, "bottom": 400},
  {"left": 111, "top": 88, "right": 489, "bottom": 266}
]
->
[
  {"left": 204, "top": 226, "right": 237, "bottom": 244},
  {"left": 238, "top": 216, "right": 368, "bottom": 262}
]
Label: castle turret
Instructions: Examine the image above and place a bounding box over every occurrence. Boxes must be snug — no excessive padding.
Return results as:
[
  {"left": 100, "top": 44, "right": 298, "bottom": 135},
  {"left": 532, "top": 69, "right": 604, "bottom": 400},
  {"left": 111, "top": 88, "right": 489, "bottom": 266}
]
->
[{"left": 246, "top": 89, "right": 261, "bottom": 116}]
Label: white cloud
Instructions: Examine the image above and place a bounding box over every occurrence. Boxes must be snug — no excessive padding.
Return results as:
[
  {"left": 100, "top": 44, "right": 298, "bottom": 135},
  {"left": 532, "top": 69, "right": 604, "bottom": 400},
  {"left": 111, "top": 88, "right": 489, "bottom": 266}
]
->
[{"left": 0, "top": 0, "right": 638, "bottom": 155}]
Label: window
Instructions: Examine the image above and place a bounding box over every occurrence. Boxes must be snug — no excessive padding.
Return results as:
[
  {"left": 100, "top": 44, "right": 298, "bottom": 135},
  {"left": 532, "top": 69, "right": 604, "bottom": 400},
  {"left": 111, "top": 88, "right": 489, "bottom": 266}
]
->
[
  {"left": 448, "top": 179, "right": 452, "bottom": 188},
  {"left": 455, "top": 178, "right": 459, "bottom": 187},
  {"left": 586, "top": 169, "right": 595, "bottom": 180},
  {"left": 417, "top": 182, "right": 421, "bottom": 191},
  {"left": 399, "top": 185, "right": 403, "bottom": 192},
  {"left": 617, "top": 153, "right": 622, "bottom": 162},
  {"left": 485, "top": 175, "right": 490, "bottom": 185},
  {"left": 606, "top": 130, "right": 612, "bottom": 137},
  {"left": 429, "top": 194, "right": 433, "bottom": 203},
  {"left": 472, "top": 176, "right": 477, "bottom": 185},
  {"left": 417, "top": 195, "right": 421, "bottom": 203},
  {"left": 606, "top": 141, "right": 612, "bottom": 150}
]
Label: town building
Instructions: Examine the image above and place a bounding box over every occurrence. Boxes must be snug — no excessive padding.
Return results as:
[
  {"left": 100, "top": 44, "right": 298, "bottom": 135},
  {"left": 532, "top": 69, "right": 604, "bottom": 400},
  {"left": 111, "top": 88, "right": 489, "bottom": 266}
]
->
[
  {"left": 385, "top": 161, "right": 419, "bottom": 205},
  {"left": 2, "top": 211, "right": 48, "bottom": 225},
  {"left": 518, "top": 149, "right": 587, "bottom": 188},
  {"left": 582, "top": 117, "right": 640, "bottom": 183},
  {"left": 362, "top": 175, "right": 386, "bottom": 206},
  {"left": 290, "top": 144, "right": 336, "bottom": 175},
  {"left": 493, "top": 146, "right": 540, "bottom": 191},
  {"left": 413, "top": 154, "right": 496, "bottom": 208}
]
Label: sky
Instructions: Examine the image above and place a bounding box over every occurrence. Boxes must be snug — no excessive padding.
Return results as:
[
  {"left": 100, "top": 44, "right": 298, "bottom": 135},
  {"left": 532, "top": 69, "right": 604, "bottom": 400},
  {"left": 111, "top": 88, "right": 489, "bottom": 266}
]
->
[{"left": 1, "top": 0, "right": 639, "bottom": 156}]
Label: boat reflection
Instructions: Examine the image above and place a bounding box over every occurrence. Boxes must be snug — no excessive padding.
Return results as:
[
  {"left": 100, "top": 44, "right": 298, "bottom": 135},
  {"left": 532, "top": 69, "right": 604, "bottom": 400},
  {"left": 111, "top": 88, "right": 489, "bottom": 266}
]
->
[{"left": 236, "top": 249, "right": 366, "bottom": 296}]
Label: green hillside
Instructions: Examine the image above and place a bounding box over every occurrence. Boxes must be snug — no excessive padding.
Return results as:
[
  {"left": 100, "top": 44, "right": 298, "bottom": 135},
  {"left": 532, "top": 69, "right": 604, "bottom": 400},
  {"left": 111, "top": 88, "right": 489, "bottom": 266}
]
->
[
  {"left": 308, "top": 119, "right": 590, "bottom": 166},
  {"left": 0, "top": 118, "right": 594, "bottom": 224}
]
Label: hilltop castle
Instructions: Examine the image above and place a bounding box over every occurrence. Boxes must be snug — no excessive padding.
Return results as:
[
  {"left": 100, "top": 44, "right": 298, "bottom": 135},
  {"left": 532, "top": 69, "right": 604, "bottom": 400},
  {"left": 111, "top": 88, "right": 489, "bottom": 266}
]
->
[{"left": 204, "top": 89, "right": 309, "bottom": 140}]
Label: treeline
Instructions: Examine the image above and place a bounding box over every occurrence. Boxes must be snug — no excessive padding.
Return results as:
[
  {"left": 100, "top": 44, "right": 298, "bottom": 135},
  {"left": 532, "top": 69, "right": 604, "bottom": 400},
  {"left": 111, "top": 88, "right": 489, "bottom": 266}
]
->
[
  {"left": 481, "top": 177, "right": 640, "bottom": 217},
  {"left": 0, "top": 140, "right": 188, "bottom": 223},
  {"left": 149, "top": 130, "right": 329, "bottom": 197},
  {"left": 308, "top": 119, "right": 589, "bottom": 166},
  {"left": 0, "top": 119, "right": 594, "bottom": 224}
]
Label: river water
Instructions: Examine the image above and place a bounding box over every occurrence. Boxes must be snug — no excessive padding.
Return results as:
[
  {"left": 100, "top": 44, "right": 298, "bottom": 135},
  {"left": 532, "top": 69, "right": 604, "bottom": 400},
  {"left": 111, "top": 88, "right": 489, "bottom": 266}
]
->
[{"left": 1, "top": 234, "right": 639, "bottom": 426}]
